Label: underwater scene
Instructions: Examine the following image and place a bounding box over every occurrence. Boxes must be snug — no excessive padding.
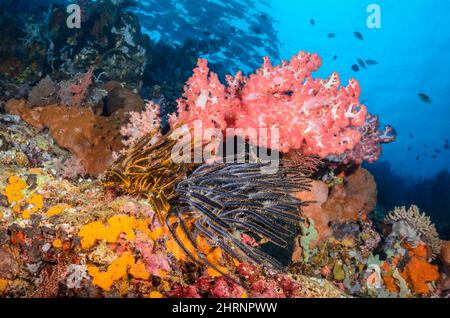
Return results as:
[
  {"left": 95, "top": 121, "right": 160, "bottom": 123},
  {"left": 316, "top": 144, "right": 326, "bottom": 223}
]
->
[{"left": 0, "top": 0, "right": 449, "bottom": 301}]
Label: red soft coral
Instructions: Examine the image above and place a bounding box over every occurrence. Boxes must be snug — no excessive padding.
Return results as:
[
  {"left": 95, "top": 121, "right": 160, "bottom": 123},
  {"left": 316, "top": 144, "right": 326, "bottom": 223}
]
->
[
  {"left": 171, "top": 52, "right": 368, "bottom": 158},
  {"left": 230, "top": 53, "right": 367, "bottom": 155},
  {"left": 170, "top": 59, "right": 231, "bottom": 132}
]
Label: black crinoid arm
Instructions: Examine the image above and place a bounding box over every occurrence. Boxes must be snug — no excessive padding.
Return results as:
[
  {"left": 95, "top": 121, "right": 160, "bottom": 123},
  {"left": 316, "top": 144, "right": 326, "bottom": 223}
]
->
[{"left": 166, "top": 162, "right": 313, "bottom": 276}]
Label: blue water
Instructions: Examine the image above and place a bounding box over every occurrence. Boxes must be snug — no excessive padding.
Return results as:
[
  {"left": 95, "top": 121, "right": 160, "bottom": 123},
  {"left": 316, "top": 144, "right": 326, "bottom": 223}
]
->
[
  {"left": 2, "top": 0, "right": 448, "bottom": 234},
  {"left": 270, "top": 0, "right": 450, "bottom": 178},
  {"left": 132, "top": 0, "right": 450, "bottom": 231},
  {"left": 134, "top": 0, "right": 450, "bottom": 179}
]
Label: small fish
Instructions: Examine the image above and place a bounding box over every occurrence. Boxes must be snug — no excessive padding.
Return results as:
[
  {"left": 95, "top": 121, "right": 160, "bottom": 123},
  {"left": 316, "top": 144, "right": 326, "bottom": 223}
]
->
[
  {"left": 357, "top": 59, "right": 367, "bottom": 69},
  {"left": 416, "top": 156, "right": 420, "bottom": 160},
  {"left": 250, "top": 27, "right": 262, "bottom": 34},
  {"left": 310, "top": 19, "right": 315, "bottom": 26},
  {"left": 407, "top": 146, "right": 411, "bottom": 152},
  {"left": 435, "top": 149, "right": 441, "bottom": 153},
  {"left": 351, "top": 64, "right": 360, "bottom": 72},
  {"left": 418, "top": 93, "right": 432, "bottom": 104},
  {"left": 223, "top": 51, "right": 234, "bottom": 58},
  {"left": 354, "top": 31, "right": 364, "bottom": 40},
  {"left": 328, "top": 33, "right": 336, "bottom": 38},
  {"left": 423, "top": 144, "right": 428, "bottom": 148},
  {"left": 333, "top": 55, "right": 338, "bottom": 60},
  {"left": 409, "top": 133, "right": 414, "bottom": 138},
  {"left": 444, "top": 144, "right": 450, "bottom": 150},
  {"left": 431, "top": 154, "right": 438, "bottom": 159},
  {"left": 365, "top": 59, "right": 379, "bottom": 66},
  {"left": 361, "top": 99, "right": 369, "bottom": 104}
]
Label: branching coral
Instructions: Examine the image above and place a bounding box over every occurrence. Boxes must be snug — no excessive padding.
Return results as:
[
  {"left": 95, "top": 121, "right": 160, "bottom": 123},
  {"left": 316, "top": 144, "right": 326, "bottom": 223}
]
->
[
  {"left": 169, "top": 58, "right": 230, "bottom": 131},
  {"left": 167, "top": 162, "right": 312, "bottom": 275},
  {"left": 170, "top": 51, "right": 369, "bottom": 158},
  {"left": 385, "top": 205, "right": 442, "bottom": 259}
]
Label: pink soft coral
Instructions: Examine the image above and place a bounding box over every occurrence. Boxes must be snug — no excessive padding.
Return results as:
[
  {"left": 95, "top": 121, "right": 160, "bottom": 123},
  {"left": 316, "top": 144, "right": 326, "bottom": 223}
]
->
[
  {"left": 169, "top": 59, "right": 230, "bottom": 131},
  {"left": 170, "top": 51, "right": 368, "bottom": 158},
  {"left": 120, "top": 101, "right": 162, "bottom": 148},
  {"left": 229, "top": 53, "right": 367, "bottom": 155},
  {"left": 58, "top": 67, "right": 94, "bottom": 107}
]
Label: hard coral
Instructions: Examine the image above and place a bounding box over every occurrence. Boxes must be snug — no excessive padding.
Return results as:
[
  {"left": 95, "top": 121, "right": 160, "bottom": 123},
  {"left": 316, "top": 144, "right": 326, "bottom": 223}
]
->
[{"left": 385, "top": 205, "right": 441, "bottom": 259}]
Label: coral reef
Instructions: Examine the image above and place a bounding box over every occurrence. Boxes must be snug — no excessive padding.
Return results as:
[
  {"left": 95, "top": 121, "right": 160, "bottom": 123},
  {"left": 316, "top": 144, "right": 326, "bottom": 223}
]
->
[
  {"left": 296, "top": 167, "right": 377, "bottom": 242},
  {"left": 385, "top": 205, "right": 442, "bottom": 259},
  {"left": 328, "top": 113, "right": 396, "bottom": 164},
  {"left": 0, "top": 1, "right": 444, "bottom": 298},
  {"left": 0, "top": 164, "right": 347, "bottom": 298},
  {"left": 5, "top": 99, "right": 123, "bottom": 176},
  {"left": 0, "top": 1, "right": 148, "bottom": 103},
  {"left": 0, "top": 119, "right": 444, "bottom": 299}
]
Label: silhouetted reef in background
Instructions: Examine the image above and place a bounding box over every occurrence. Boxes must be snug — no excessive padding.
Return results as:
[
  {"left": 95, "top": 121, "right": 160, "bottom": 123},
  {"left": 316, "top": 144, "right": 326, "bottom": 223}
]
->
[{"left": 366, "top": 161, "right": 450, "bottom": 239}]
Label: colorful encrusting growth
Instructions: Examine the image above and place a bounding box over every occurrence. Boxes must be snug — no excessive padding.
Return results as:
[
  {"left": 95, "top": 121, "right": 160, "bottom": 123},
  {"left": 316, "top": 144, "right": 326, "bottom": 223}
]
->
[
  {"left": 0, "top": 45, "right": 444, "bottom": 299},
  {"left": 385, "top": 205, "right": 442, "bottom": 259}
]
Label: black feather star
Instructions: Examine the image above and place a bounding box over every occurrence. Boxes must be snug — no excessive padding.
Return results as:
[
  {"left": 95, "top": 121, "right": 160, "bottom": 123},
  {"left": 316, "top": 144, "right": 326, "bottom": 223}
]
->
[{"left": 166, "top": 162, "right": 313, "bottom": 275}]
